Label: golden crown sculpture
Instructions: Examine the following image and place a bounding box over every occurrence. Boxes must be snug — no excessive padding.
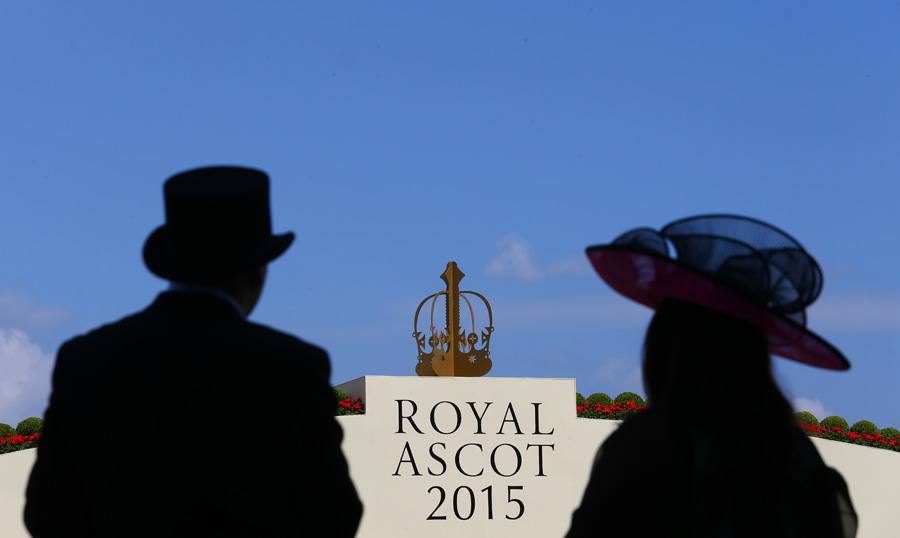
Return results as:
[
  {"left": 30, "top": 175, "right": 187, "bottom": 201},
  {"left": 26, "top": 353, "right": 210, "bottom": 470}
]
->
[{"left": 413, "top": 261, "right": 494, "bottom": 376}]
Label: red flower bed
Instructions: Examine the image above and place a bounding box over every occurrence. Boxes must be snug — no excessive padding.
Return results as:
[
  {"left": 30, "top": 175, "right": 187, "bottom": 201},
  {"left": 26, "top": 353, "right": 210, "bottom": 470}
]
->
[
  {"left": 574, "top": 400, "right": 900, "bottom": 453},
  {"left": 800, "top": 423, "right": 900, "bottom": 452},
  {"left": 336, "top": 397, "right": 365, "bottom": 416},
  {"left": 576, "top": 400, "right": 645, "bottom": 420},
  {"left": 0, "top": 432, "right": 41, "bottom": 455}
]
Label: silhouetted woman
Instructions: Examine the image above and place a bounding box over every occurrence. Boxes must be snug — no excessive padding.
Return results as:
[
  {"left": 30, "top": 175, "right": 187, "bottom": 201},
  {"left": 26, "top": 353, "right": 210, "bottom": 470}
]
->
[{"left": 567, "top": 215, "right": 857, "bottom": 538}]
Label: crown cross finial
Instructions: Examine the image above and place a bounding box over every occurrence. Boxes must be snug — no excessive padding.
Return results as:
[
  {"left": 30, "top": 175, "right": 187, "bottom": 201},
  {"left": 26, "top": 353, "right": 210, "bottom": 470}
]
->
[
  {"left": 414, "top": 261, "right": 494, "bottom": 377},
  {"left": 441, "top": 262, "right": 464, "bottom": 289}
]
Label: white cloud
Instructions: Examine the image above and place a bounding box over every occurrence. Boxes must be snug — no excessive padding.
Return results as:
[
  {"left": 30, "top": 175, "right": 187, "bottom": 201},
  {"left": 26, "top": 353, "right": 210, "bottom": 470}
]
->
[
  {"left": 0, "top": 329, "right": 53, "bottom": 424},
  {"left": 809, "top": 295, "right": 900, "bottom": 331},
  {"left": 492, "top": 295, "right": 651, "bottom": 329},
  {"left": 486, "top": 283, "right": 900, "bottom": 332},
  {"left": 486, "top": 235, "right": 594, "bottom": 282},
  {"left": 792, "top": 397, "right": 829, "bottom": 420},
  {"left": 486, "top": 234, "right": 543, "bottom": 281},
  {"left": 587, "top": 358, "right": 644, "bottom": 397},
  {"left": 0, "top": 291, "right": 70, "bottom": 333},
  {"left": 546, "top": 254, "right": 593, "bottom": 276}
]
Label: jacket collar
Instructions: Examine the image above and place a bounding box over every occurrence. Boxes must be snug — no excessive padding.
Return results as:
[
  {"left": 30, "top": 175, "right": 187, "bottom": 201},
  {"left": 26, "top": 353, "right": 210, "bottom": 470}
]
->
[
  {"left": 167, "top": 282, "right": 245, "bottom": 318},
  {"left": 150, "top": 290, "right": 245, "bottom": 321}
]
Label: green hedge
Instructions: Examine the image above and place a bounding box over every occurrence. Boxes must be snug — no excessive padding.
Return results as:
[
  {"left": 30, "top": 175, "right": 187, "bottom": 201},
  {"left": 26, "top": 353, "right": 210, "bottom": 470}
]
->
[
  {"left": 850, "top": 420, "right": 878, "bottom": 436},
  {"left": 794, "top": 411, "right": 819, "bottom": 427},
  {"left": 820, "top": 416, "right": 849, "bottom": 431},
  {"left": 0, "top": 423, "right": 13, "bottom": 438},
  {"left": 614, "top": 392, "right": 645, "bottom": 407},
  {"left": 587, "top": 392, "right": 613, "bottom": 406},
  {"left": 16, "top": 417, "right": 43, "bottom": 436}
]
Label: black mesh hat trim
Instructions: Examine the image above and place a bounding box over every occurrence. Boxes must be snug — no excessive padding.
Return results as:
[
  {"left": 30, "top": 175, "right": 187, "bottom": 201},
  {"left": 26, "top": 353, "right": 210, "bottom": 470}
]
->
[
  {"left": 661, "top": 214, "right": 808, "bottom": 251},
  {"left": 584, "top": 244, "right": 850, "bottom": 370},
  {"left": 585, "top": 214, "right": 851, "bottom": 369},
  {"left": 610, "top": 215, "right": 823, "bottom": 320}
]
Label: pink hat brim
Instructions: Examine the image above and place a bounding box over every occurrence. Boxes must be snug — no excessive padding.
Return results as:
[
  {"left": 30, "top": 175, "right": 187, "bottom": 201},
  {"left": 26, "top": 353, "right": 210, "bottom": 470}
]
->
[{"left": 587, "top": 246, "right": 850, "bottom": 370}]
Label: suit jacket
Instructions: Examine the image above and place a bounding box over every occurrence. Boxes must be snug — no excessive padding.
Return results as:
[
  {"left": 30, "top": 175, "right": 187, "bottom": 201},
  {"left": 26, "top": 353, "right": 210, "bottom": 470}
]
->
[{"left": 24, "top": 291, "right": 362, "bottom": 537}]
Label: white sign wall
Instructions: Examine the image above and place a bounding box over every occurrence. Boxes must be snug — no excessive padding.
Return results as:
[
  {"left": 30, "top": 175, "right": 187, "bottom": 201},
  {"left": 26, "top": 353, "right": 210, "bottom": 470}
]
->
[
  {"left": 335, "top": 376, "right": 614, "bottom": 537},
  {"left": 0, "top": 376, "right": 898, "bottom": 537},
  {"left": 336, "top": 376, "right": 900, "bottom": 538}
]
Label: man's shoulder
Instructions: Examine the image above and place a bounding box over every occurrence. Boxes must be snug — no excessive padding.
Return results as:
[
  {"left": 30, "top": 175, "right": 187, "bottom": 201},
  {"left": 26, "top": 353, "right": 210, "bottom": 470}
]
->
[
  {"left": 237, "top": 321, "right": 333, "bottom": 390},
  {"left": 57, "top": 309, "right": 148, "bottom": 355},
  {"left": 59, "top": 305, "right": 329, "bottom": 370},
  {"left": 240, "top": 320, "right": 328, "bottom": 360},
  {"left": 63, "top": 300, "right": 323, "bottom": 352}
]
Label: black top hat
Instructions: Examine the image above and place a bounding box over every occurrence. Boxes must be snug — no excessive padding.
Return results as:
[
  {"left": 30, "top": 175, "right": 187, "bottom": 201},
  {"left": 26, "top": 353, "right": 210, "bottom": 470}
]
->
[
  {"left": 586, "top": 214, "right": 850, "bottom": 370},
  {"left": 143, "top": 166, "right": 295, "bottom": 282}
]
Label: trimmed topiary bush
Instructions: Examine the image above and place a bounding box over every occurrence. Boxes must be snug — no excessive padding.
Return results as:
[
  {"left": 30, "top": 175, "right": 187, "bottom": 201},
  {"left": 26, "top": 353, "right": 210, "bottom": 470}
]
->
[
  {"left": 0, "top": 423, "right": 13, "bottom": 437},
  {"left": 880, "top": 427, "right": 900, "bottom": 439},
  {"left": 16, "top": 417, "right": 43, "bottom": 436},
  {"left": 820, "top": 416, "right": 849, "bottom": 431},
  {"left": 576, "top": 393, "right": 585, "bottom": 406},
  {"left": 614, "top": 392, "right": 645, "bottom": 407},
  {"left": 850, "top": 420, "right": 878, "bottom": 436},
  {"left": 794, "top": 411, "right": 819, "bottom": 426},
  {"left": 587, "top": 392, "right": 613, "bottom": 406}
]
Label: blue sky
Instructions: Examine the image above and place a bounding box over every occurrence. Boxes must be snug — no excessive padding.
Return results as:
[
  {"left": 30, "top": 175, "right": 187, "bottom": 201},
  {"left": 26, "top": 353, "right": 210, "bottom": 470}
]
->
[{"left": 1, "top": 2, "right": 899, "bottom": 428}]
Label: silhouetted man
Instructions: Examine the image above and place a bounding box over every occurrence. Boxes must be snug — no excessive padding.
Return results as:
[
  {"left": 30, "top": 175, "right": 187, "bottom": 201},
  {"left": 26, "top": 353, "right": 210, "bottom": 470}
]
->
[{"left": 24, "top": 166, "right": 362, "bottom": 537}]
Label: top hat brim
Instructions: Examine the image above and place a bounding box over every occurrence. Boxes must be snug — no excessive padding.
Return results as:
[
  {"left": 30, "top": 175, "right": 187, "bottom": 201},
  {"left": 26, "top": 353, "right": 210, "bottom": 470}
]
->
[
  {"left": 143, "top": 225, "right": 295, "bottom": 282},
  {"left": 586, "top": 245, "right": 850, "bottom": 371}
]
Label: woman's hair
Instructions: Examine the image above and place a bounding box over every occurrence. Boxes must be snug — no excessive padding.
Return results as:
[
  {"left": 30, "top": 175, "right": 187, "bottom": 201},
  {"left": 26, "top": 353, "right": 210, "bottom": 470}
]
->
[{"left": 642, "top": 298, "right": 794, "bottom": 431}]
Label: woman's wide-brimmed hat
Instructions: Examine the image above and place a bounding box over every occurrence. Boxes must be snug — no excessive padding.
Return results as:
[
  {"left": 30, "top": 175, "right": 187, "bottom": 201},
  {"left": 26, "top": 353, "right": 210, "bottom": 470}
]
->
[
  {"left": 143, "top": 166, "right": 294, "bottom": 282},
  {"left": 586, "top": 214, "right": 849, "bottom": 370}
]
